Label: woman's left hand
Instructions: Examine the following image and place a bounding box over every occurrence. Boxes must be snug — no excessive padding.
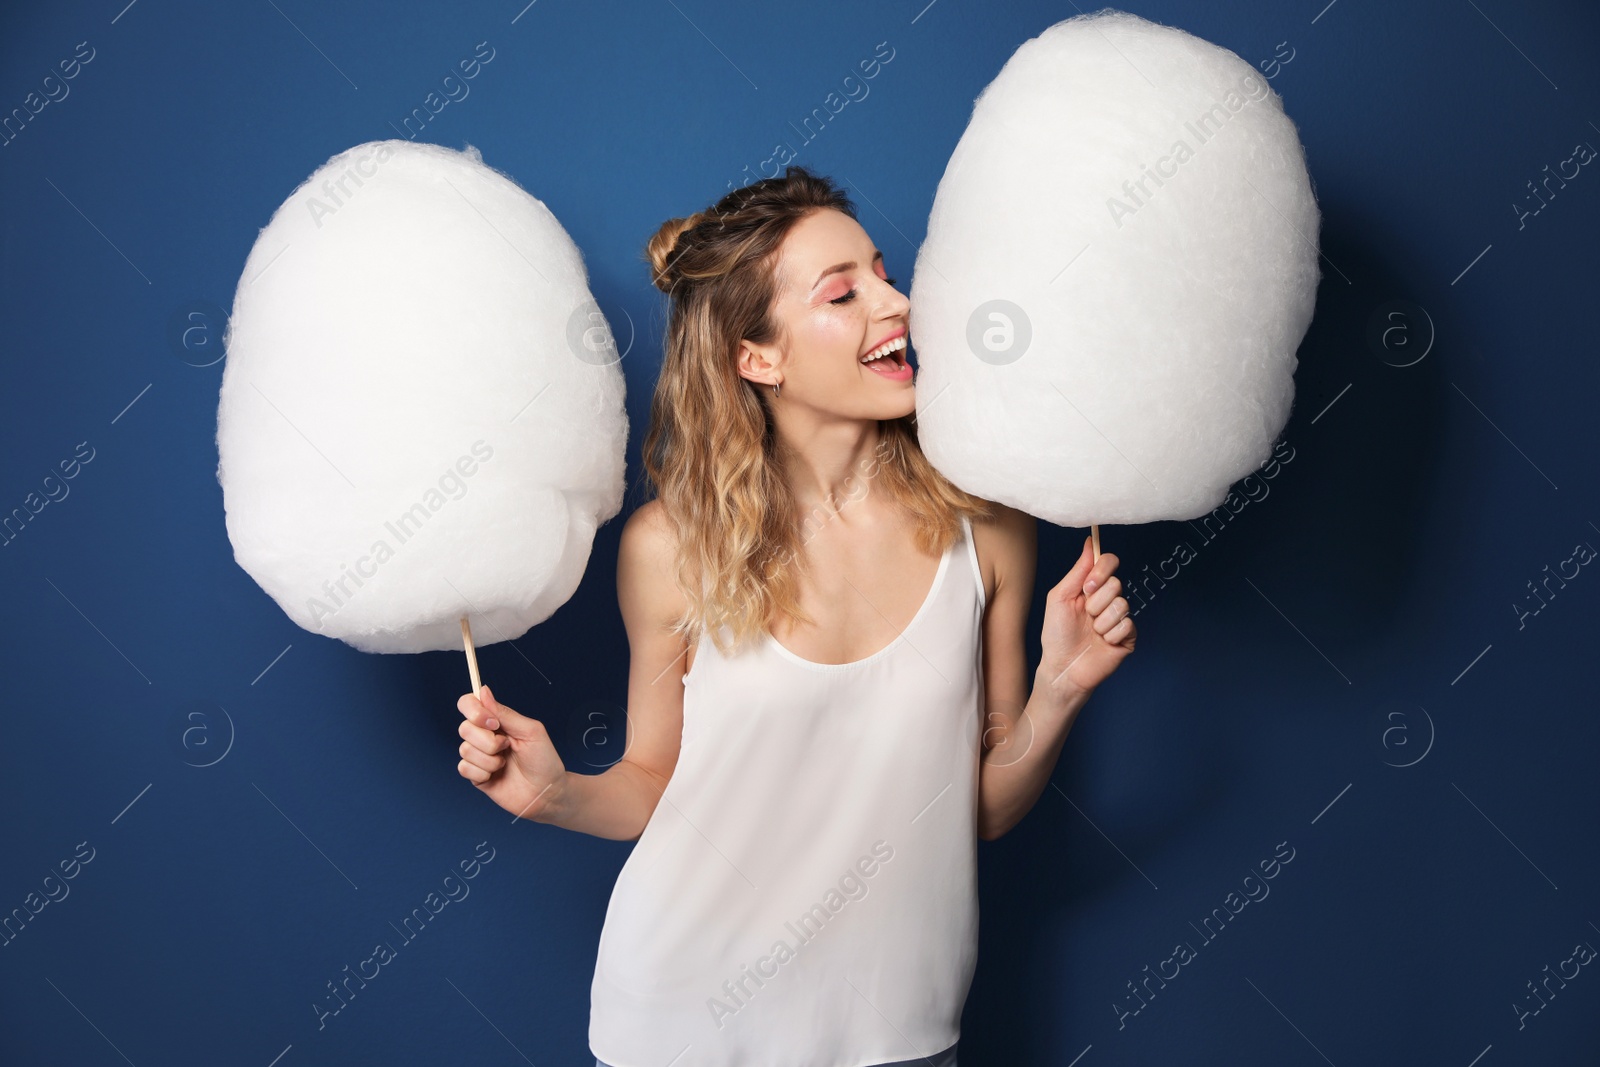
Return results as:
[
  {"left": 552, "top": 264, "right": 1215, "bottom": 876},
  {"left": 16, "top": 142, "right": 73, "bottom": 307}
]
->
[{"left": 1037, "top": 535, "right": 1137, "bottom": 700}]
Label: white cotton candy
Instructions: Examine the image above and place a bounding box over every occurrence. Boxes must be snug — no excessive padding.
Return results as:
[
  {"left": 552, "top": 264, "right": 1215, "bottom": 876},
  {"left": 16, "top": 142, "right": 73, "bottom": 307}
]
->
[
  {"left": 909, "top": 10, "right": 1319, "bottom": 527},
  {"left": 217, "top": 140, "right": 627, "bottom": 654}
]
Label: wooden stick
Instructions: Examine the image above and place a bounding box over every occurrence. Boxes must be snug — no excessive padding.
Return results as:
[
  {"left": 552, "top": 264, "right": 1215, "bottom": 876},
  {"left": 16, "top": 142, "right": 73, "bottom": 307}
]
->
[
  {"left": 1091, "top": 523, "right": 1101, "bottom": 562},
  {"left": 460, "top": 616, "right": 483, "bottom": 695}
]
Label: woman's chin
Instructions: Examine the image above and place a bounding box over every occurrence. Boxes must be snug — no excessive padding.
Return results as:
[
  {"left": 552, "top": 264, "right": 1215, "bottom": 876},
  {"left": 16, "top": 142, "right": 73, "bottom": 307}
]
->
[{"left": 876, "top": 389, "right": 918, "bottom": 421}]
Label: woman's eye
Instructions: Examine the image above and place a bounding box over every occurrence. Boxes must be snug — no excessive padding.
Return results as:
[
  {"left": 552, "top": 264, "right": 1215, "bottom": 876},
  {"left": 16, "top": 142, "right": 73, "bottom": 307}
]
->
[{"left": 830, "top": 277, "right": 897, "bottom": 305}]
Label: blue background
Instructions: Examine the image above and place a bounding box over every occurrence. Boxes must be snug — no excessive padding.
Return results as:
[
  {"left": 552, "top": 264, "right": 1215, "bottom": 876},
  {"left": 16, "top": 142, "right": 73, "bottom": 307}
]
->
[{"left": 3, "top": 0, "right": 1597, "bottom": 1063}]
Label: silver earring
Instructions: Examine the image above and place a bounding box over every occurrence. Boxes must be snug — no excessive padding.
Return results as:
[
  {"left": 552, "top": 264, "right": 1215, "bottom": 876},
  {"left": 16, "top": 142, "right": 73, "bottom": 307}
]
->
[{"left": 772, "top": 380, "right": 781, "bottom": 398}]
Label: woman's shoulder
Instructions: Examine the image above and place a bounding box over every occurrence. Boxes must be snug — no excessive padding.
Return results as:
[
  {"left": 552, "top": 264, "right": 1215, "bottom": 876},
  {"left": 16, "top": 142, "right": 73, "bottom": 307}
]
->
[
  {"left": 617, "top": 499, "right": 690, "bottom": 628},
  {"left": 968, "top": 500, "right": 1033, "bottom": 536},
  {"left": 966, "top": 501, "right": 1037, "bottom": 603},
  {"left": 621, "top": 497, "right": 676, "bottom": 550},
  {"left": 968, "top": 500, "right": 1035, "bottom": 551}
]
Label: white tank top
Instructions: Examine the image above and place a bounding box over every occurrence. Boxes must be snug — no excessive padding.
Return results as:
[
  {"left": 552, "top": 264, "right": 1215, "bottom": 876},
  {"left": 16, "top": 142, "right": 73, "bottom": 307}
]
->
[{"left": 590, "top": 515, "right": 986, "bottom": 1066}]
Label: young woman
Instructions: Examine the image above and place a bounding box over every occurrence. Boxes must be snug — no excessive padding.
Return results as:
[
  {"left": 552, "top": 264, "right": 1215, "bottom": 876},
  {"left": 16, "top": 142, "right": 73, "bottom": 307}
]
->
[{"left": 455, "top": 166, "right": 1136, "bottom": 1066}]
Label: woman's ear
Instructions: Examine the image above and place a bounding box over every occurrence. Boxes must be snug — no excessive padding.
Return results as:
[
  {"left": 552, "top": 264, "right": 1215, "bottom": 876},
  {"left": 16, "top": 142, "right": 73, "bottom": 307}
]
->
[{"left": 735, "top": 340, "right": 781, "bottom": 388}]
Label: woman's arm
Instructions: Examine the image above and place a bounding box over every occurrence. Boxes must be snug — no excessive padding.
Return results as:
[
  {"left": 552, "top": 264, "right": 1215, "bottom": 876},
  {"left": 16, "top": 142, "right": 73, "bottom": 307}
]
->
[
  {"left": 972, "top": 506, "right": 1134, "bottom": 841},
  {"left": 539, "top": 498, "right": 692, "bottom": 839},
  {"left": 457, "top": 499, "right": 691, "bottom": 841}
]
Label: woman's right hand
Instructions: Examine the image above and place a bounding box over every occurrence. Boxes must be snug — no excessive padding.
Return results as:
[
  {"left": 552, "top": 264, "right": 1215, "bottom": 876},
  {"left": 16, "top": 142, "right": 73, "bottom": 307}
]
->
[{"left": 456, "top": 685, "right": 567, "bottom": 821}]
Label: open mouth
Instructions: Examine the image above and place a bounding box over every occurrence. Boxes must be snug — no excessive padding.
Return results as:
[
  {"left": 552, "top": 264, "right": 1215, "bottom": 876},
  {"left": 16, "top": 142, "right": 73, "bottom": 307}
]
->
[{"left": 860, "top": 334, "right": 912, "bottom": 381}]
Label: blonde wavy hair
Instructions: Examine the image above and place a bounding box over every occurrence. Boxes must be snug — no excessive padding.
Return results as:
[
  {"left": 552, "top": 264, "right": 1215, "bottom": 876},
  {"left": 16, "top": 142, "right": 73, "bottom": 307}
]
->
[{"left": 640, "top": 165, "right": 993, "bottom": 656}]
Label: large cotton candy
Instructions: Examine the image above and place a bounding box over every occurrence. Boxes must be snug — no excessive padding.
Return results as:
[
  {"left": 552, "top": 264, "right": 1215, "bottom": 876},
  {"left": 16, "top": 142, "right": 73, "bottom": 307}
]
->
[
  {"left": 909, "top": 10, "right": 1319, "bottom": 527},
  {"left": 217, "top": 140, "right": 627, "bottom": 654}
]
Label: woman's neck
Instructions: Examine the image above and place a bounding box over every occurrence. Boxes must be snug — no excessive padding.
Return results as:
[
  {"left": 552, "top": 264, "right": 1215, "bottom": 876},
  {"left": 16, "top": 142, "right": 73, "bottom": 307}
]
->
[{"left": 775, "top": 417, "right": 886, "bottom": 520}]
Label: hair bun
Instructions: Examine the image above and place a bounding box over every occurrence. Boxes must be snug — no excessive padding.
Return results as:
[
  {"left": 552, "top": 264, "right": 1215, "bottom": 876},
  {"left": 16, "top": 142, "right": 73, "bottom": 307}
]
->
[{"left": 646, "top": 211, "right": 704, "bottom": 293}]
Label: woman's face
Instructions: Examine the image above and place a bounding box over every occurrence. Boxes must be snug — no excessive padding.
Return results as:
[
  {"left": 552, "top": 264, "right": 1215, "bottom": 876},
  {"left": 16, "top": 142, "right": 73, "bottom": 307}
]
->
[{"left": 740, "top": 208, "right": 915, "bottom": 421}]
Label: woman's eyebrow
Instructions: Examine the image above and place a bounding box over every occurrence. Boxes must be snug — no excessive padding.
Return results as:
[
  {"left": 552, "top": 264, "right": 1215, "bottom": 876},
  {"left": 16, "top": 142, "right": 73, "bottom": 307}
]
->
[{"left": 810, "top": 250, "right": 884, "bottom": 290}]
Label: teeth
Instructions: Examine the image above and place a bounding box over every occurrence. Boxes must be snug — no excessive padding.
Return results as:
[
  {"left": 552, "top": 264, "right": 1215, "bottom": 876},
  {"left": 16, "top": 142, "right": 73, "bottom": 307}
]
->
[{"left": 861, "top": 336, "right": 907, "bottom": 363}]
